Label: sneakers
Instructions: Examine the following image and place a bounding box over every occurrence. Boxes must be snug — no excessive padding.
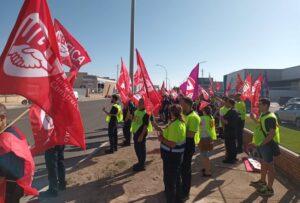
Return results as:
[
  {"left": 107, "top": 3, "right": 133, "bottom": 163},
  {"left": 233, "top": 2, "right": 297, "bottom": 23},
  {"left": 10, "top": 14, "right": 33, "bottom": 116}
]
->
[
  {"left": 257, "top": 185, "right": 274, "bottom": 197},
  {"left": 133, "top": 163, "right": 145, "bottom": 172},
  {"left": 250, "top": 180, "right": 266, "bottom": 187}
]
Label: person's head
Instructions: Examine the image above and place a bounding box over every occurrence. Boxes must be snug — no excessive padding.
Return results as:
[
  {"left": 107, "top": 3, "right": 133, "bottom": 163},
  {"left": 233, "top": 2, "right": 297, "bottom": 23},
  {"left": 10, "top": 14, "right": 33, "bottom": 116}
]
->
[
  {"left": 138, "top": 98, "right": 145, "bottom": 110},
  {"left": 180, "top": 96, "right": 193, "bottom": 114},
  {"left": 222, "top": 96, "right": 228, "bottom": 106},
  {"left": 203, "top": 106, "right": 212, "bottom": 116},
  {"left": 0, "top": 103, "right": 7, "bottom": 132},
  {"left": 226, "top": 98, "right": 235, "bottom": 108},
  {"left": 169, "top": 104, "right": 184, "bottom": 122},
  {"left": 259, "top": 98, "right": 271, "bottom": 113},
  {"left": 111, "top": 94, "right": 119, "bottom": 103},
  {"left": 235, "top": 93, "right": 242, "bottom": 101}
]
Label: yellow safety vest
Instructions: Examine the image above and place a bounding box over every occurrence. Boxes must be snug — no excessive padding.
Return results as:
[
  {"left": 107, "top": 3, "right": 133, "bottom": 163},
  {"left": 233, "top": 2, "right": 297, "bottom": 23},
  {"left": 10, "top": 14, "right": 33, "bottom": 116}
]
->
[
  {"left": 184, "top": 111, "right": 201, "bottom": 145},
  {"left": 235, "top": 101, "right": 246, "bottom": 120},
  {"left": 130, "top": 109, "right": 153, "bottom": 134},
  {"left": 199, "top": 115, "right": 217, "bottom": 141},
  {"left": 106, "top": 104, "right": 123, "bottom": 123},
  {"left": 253, "top": 112, "right": 280, "bottom": 146}
]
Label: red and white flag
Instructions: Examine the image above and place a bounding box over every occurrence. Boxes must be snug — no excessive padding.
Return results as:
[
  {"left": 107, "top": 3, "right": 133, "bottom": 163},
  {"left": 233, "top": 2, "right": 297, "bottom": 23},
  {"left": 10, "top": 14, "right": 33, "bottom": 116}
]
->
[
  {"left": 235, "top": 73, "right": 244, "bottom": 93},
  {"left": 200, "top": 86, "right": 210, "bottom": 101},
  {"left": 0, "top": 0, "right": 86, "bottom": 151},
  {"left": 215, "top": 82, "right": 222, "bottom": 92},
  {"left": 208, "top": 77, "right": 214, "bottom": 96},
  {"left": 241, "top": 73, "right": 252, "bottom": 101},
  {"left": 251, "top": 75, "right": 263, "bottom": 117},
  {"left": 225, "top": 81, "right": 232, "bottom": 96},
  {"left": 116, "top": 58, "right": 132, "bottom": 104},
  {"left": 134, "top": 49, "right": 162, "bottom": 115},
  {"left": 159, "top": 81, "right": 168, "bottom": 96},
  {"left": 199, "top": 101, "right": 210, "bottom": 111},
  {"left": 54, "top": 19, "right": 91, "bottom": 86}
]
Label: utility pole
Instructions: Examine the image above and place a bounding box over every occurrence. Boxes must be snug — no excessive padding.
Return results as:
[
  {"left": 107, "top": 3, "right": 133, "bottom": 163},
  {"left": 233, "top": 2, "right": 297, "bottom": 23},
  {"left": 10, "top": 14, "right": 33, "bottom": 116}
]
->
[{"left": 129, "top": 0, "right": 135, "bottom": 93}]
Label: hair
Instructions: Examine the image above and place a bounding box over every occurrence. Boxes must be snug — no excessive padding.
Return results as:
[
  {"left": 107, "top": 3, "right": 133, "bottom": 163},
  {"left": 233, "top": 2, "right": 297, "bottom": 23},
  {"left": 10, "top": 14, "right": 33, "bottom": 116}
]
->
[
  {"left": 112, "top": 94, "right": 119, "bottom": 101},
  {"left": 227, "top": 98, "right": 235, "bottom": 106},
  {"left": 182, "top": 96, "right": 193, "bottom": 107},
  {"left": 0, "top": 103, "right": 7, "bottom": 116},
  {"left": 259, "top": 98, "right": 271, "bottom": 107},
  {"left": 222, "top": 96, "right": 229, "bottom": 102},
  {"left": 169, "top": 104, "right": 184, "bottom": 122},
  {"left": 203, "top": 106, "right": 212, "bottom": 116}
]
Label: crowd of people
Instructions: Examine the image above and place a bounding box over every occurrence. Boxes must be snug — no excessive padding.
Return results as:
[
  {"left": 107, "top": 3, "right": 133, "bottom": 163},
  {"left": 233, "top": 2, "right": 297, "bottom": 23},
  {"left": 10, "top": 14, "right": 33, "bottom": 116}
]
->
[
  {"left": 102, "top": 93, "right": 281, "bottom": 202},
  {"left": 0, "top": 92, "right": 281, "bottom": 203}
]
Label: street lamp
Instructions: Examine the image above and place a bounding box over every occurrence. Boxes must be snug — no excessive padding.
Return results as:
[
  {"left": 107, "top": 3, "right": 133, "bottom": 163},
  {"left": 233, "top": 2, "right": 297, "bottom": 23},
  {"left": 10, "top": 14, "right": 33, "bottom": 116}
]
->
[
  {"left": 129, "top": 0, "right": 135, "bottom": 93},
  {"left": 156, "top": 64, "right": 168, "bottom": 90}
]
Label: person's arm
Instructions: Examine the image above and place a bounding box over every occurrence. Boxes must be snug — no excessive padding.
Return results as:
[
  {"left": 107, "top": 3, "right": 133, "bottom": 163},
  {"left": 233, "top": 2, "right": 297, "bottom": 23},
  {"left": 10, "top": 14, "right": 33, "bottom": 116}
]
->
[
  {"left": 186, "top": 117, "right": 199, "bottom": 138},
  {"left": 250, "top": 113, "right": 259, "bottom": 124},
  {"left": 158, "top": 132, "right": 176, "bottom": 148},
  {"left": 138, "top": 114, "right": 150, "bottom": 142},
  {"left": 261, "top": 118, "right": 276, "bottom": 145}
]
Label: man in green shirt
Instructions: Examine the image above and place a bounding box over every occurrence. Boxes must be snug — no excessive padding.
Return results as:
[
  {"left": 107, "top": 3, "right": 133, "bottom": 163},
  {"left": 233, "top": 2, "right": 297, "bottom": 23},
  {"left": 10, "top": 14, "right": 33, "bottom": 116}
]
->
[
  {"left": 234, "top": 93, "right": 246, "bottom": 153},
  {"left": 179, "top": 97, "right": 201, "bottom": 201}
]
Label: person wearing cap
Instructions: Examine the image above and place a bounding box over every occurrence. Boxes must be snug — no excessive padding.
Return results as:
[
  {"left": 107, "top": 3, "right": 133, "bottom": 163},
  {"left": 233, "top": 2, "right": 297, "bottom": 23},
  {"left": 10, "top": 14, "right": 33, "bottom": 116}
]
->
[
  {"left": 154, "top": 104, "right": 186, "bottom": 203},
  {"left": 221, "top": 98, "right": 239, "bottom": 164},
  {"left": 234, "top": 93, "right": 246, "bottom": 153},
  {"left": 198, "top": 105, "right": 217, "bottom": 177},
  {"left": 179, "top": 97, "right": 201, "bottom": 201},
  {"left": 131, "top": 98, "right": 152, "bottom": 172},
  {"left": 103, "top": 94, "right": 123, "bottom": 154}
]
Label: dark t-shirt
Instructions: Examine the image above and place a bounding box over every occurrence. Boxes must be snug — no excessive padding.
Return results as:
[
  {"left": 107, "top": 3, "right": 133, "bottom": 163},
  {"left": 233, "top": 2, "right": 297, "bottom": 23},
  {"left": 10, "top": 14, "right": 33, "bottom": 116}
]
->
[
  {"left": 261, "top": 112, "right": 276, "bottom": 133},
  {"left": 223, "top": 108, "right": 239, "bottom": 134},
  {"left": 109, "top": 106, "right": 118, "bottom": 127}
]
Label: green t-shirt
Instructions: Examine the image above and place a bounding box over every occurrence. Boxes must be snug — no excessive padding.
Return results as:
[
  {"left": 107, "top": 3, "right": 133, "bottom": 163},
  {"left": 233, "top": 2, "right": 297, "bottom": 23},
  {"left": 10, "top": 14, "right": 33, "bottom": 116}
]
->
[
  {"left": 235, "top": 101, "right": 246, "bottom": 120},
  {"left": 184, "top": 111, "right": 201, "bottom": 144}
]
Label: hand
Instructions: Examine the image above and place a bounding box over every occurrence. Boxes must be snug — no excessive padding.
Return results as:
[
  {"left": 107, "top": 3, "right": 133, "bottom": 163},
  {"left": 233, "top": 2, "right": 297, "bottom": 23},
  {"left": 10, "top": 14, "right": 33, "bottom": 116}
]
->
[
  {"left": 138, "top": 134, "right": 144, "bottom": 142},
  {"left": 250, "top": 113, "right": 256, "bottom": 120}
]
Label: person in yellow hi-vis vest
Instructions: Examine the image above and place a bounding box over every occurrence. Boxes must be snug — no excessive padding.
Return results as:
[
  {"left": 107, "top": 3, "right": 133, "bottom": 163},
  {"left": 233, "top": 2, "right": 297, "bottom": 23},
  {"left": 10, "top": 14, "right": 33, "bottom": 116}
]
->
[
  {"left": 131, "top": 98, "right": 152, "bottom": 172},
  {"left": 179, "top": 96, "right": 200, "bottom": 201},
  {"left": 198, "top": 106, "right": 217, "bottom": 177},
  {"left": 102, "top": 94, "right": 123, "bottom": 154},
  {"left": 249, "top": 98, "right": 281, "bottom": 197},
  {"left": 153, "top": 104, "right": 186, "bottom": 203}
]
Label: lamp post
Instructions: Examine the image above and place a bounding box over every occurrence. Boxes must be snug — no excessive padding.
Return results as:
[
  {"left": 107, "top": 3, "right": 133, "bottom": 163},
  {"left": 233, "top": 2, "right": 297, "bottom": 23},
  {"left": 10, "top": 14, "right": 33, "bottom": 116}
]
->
[
  {"left": 129, "top": 0, "right": 135, "bottom": 93},
  {"left": 199, "top": 60, "right": 207, "bottom": 77},
  {"left": 156, "top": 64, "right": 168, "bottom": 90}
]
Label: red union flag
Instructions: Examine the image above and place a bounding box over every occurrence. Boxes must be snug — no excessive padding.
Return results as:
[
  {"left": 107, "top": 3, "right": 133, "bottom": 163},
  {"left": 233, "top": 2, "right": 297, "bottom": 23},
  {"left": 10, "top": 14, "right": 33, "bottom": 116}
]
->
[
  {"left": 134, "top": 49, "right": 162, "bottom": 115},
  {"left": 241, "top": 74, "right": 252, "bottom": 101},
  {"left": 215, "top": 82, "right": 222, "bottom": 92},
  {"left": 235, "top": 73, "right": 244, "bottom": 93},
  {"left": 116, "top": 58, "right": 132, "bottom": 104},
  {"left": 0, "top": 0, "right": 85, "bottom": 150},
  {"left": 251, "top": 75, "right": 263, "bottom": 117}
]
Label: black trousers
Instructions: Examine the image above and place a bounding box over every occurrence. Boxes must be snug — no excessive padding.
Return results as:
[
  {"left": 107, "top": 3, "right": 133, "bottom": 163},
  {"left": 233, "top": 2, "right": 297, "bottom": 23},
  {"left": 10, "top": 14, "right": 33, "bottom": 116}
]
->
[
  {"left": 108, "top": 124, "right": 118, "bottom": 151},
  {"left": 123, "top": 120, "right": 132, "bottom": 144},
  {"left": 224, "top": 133, "right": 237, "bottom": 161},
  {"left": 161, "top": 150, "right": 183, "bottom": 203},
  {"left": 45, "top": 145, "right": 66, "bottom": 192},
  {"left": 180, "top": 138, "right": 195, "bottom": 197},
  {"left": 236, "top": 120, "right": 245, "bottom": 151},
  {"left": 5, "top": 181, "right": 23, "bottom": 203},
  {"left": 133, "top": 133, "right": 146, "bottom": 167}
]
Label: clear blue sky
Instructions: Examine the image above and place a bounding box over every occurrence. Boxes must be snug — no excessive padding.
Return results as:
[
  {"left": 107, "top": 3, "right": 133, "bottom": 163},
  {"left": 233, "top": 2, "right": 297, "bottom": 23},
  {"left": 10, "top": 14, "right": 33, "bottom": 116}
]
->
[{"left": 1, "top": 0, "right": 300, "bottom": 88}]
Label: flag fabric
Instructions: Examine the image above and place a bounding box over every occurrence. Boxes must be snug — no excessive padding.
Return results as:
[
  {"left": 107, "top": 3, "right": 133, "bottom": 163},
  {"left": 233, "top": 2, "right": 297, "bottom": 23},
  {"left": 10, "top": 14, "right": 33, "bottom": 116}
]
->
[
  {"left": 215, "top": 82, "right": 222, "bottom": 92},
  {"left": 199, "top": 100, "right": 210, "bottom": 111},
  {"left": 241, "top": 74, "right": 252, "bottom": 101},
  {"left": 159, "top": 81, "right": 168, "bottom": 96},
  {"left": 208, "top": 77, "right": 214, "bottom": 96},
  {"left": 235, "top": 73, "right": 244, "bottom": 93},
  {"left": 134, "top": 49, "right": 162, "bottom": 115},
  {"left": 0, "top": 0, "right": 86, "bottom": 150},
  {"left": 170, "top": 89, "right": 178, "bottom": 99},
  {"left": 225, "top": 81, "right": 232, "bottom": 96},
  {"left": 263, "top": 71, "right": 270, "bottom": 98},
  {"left": 0, "top": 127, "right": 38, "bottom": 195},
  {"left": 54, "top": 19, "right": 91, "bottom": 86},
  {"left": 200, "top": 86, "right": 210, "bottom": 101},
  {"left": 251, "top": 75, "right": 263, "bottom": 117},
  {"left": 116, "top": 58, "right": 132, "bottom": 104},
  {"left": 185, "top": 63, "right": 199, "bottom": 100},
  {"left": 179, "top": 81, "right": 187, "bottom": 95}
]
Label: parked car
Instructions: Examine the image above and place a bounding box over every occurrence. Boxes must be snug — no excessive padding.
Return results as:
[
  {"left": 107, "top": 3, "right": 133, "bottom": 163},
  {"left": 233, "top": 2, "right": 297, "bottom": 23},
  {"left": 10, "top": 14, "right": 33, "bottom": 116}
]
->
[
  {"left": 73, "top": 91, "right": 79, "bottom": 100},
  {"left": 275, "top": 102, "right": 300, "bottom": 128},
  {"left": 286, "top": 97, "right": 300, "bottom": 106}
]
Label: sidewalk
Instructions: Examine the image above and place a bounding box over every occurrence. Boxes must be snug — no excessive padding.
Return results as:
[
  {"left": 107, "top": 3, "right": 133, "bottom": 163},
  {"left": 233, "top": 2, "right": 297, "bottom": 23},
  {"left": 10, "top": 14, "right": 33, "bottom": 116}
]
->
[{"left": 27, "top": 133, "right": 299, "bottom": 203}]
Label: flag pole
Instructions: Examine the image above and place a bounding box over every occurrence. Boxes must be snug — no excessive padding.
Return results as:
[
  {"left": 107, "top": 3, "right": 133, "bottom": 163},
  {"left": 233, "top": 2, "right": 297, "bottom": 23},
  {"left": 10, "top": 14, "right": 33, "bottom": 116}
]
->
[
  {"left": 0, "top": 108, "right": 30, "bottom": 134},
  {"left": 129, "top": 0, "right": 135, "bottom": 93}
]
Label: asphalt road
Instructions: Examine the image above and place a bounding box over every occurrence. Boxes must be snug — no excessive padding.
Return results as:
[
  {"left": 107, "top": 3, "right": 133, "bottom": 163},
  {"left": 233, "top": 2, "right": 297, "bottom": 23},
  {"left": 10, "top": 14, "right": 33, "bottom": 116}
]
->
[{"left": 7, "top": 99, "right": 124, "bottom": 197}]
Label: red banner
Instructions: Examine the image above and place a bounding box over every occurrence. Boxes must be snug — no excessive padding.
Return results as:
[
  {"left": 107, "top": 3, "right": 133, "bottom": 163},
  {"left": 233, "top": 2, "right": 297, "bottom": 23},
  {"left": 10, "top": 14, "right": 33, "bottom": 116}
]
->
[
  {"left": 251, "top": 75, "right": 263, "bottom": 117},
  {"left": 134, "top": 49, "right": 162, "bottom": 115},
  {"left": 116, "top": 58, "right": 132, "bottom": 104},
  {"left": 0, "top": 0, "right": 86, "bottom": 150},
  {"left": 241, "top": 74, "right": 252, "bottom": 101},
  {"left": 235, "top": 73, "right": 244, "bottom": 93}
]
